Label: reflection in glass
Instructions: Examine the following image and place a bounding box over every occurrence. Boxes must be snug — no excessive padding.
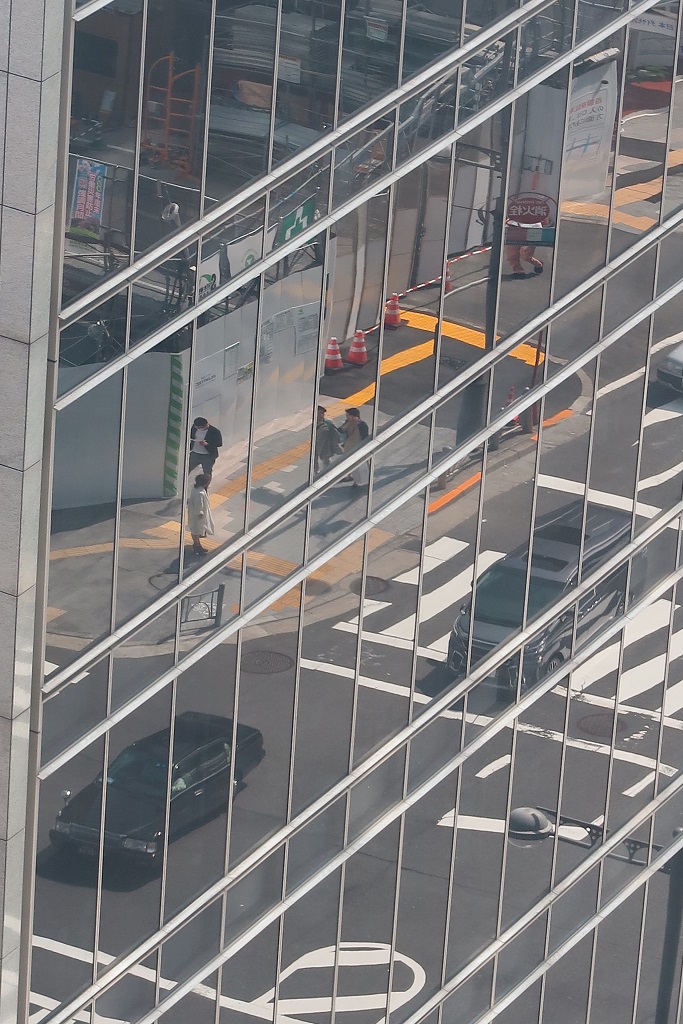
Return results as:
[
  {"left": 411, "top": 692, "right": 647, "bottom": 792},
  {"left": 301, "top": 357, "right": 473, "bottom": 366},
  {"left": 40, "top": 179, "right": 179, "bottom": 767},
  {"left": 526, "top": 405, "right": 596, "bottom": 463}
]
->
[
  {"left": 134, "top": 0, "right": 212, "bottom": 258},
  {"left": 58, "top": 289, "right": 129, "bottom": 396},
  {"left": 32, "top": 739, "right": 105, "bottom": 1012},
  {"left": 62, "top": 3, "right": 143, "bottom": 305},
  {"left": 47, "top": 372, "right": 123, "bottom": 666}
]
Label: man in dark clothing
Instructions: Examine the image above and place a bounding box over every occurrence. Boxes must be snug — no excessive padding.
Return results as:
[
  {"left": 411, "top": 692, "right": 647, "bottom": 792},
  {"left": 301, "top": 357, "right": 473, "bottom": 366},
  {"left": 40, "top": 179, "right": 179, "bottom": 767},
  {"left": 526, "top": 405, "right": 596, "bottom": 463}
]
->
[{"left": 189, "top": 416, "right": 223, "bottom": 478}]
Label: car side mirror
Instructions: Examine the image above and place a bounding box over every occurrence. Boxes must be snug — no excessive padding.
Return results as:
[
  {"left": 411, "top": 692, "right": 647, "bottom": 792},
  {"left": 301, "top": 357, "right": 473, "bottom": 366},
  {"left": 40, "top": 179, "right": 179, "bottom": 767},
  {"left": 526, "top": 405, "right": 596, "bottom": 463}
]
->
[
  {"left": 460, "top": 604, "right": 468, "bottom": 616},
  {"left": 61, "top": 789, "right": 71, "bottom": 807}
]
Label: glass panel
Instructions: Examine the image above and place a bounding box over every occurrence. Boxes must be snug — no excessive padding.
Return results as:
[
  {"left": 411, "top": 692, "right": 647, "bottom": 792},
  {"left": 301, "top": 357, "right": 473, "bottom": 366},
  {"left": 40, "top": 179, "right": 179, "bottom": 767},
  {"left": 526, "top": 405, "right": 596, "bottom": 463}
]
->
[
  {"left": 116, "top": 349, "right": 189, "bottom": 624},
  {"left": 220, "top": 922, "right": 279, "bottom": 1024},
  {"left": 338, "top": 8, "right": 400, "bottom": 120},
  {"left": 110, "top": 606, "right": 177, "bottom": 711},
  {"left": 160, "top": 901, "right": 222, "bottom": 988},
  {"left": 62, "top": 3, "right": 143, "bottom": 306},
  {"left": 610, "top": 4, "right": 678, "bottom": 257},
  {"left": 402, "top": 0, "right": 461, "bottom": 82},
  {"left": 278, "top": 871, "right": 342, "bottom": 1024},
  {"left": 390, "top": 777, "right": 456, "bottom": 1022},
  {"left": 498, "top": 74, "right": 568, "bottom": 336},
  {"left": 552, "top": 40, "right": 623, "bottom": 301},
  {"left": 96, "top": 689, "right": 172, "bottom": 964},
  {"left": 129, "top": 251, "right": 198, "bottom": 349},
  {"left": 396, "top": 73, "right": 457, "bottom": 168},
  {"left": 541, "top": 931, "right": 593, "bottom": 1024},
  {"left": 134, "top": 0, "right": 212, "bottom": 258},
  {"left": 32, "top": 739, "right": 105, "bottom": 1012},
  {"left": 47, "top": 372, "right": 123, "bottom": 669},
  {"left": 93, "top": 952, "right": 157, "bottom": 1024},
  {"left": 248, "top": 244, "right": 325, "bottom": 526},
  {"left": 352, "top": 500, "right": 426, "bottom": 765},
  {"left": 333, "top": 118, "right": 394, "bottom": 209},
  {"left": 58, "top": 289, "right": 129, "bottom": 396},
  {"left": 269, "top": 8, "right": 342, "bottom": 168},
  {"left": 205, "top": 0, "right": 278, "bottom": 207},
  {"left": 290, "top": 546, "right": 361, "bottom": 815},
  {"left": 163, "top": 634, "right": 239, "bottom": 920},
  {"left": 228, "top": 585, "right": 301, "bottom": 866},
  {"left": 154, "top": 971, "right": 219, "bottom": 1024},
  {"left": 41, "top": 656, "right": 110, "bottom": 767},
  {"left": 338, "top": 825, "right": 401, "bottom": 1024}
]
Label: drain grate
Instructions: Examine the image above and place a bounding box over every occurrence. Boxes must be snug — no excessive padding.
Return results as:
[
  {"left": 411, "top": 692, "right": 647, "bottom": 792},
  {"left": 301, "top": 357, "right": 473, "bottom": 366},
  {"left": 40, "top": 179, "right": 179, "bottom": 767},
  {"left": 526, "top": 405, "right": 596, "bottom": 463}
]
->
[
  {"left": 349, "top": 576, "right": 389, "bottom": 597},
  {"left": 577, "top": 713, "right": 628, "bottom": 738},
  {"left": 241, "top": 651, "right": 295, "bottom": 675}
]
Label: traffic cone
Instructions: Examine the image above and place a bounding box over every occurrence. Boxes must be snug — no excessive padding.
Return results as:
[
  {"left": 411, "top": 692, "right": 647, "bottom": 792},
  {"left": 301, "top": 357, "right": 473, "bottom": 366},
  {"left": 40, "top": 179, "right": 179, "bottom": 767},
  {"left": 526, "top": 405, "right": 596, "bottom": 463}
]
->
[
  {"left": 324, "top": 337, "right": 343, "bottom": 374},
  {"left": 346, "top": 330, "right": 368, "bottom": 366},
  {"left": 444, "top": 262, "right": 453, "bottom": 294},
  {"left": 384, "top": 293, "right": 402, "bottom": 330}
]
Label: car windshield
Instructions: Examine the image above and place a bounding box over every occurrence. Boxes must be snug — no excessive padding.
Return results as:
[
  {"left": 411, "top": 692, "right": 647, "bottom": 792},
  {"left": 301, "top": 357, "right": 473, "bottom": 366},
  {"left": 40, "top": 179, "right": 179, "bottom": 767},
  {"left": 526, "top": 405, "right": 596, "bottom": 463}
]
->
[
  {"left": 473, "top": 565, "right": 564, "bottom": 628},
  {"left": 104, "top": 748, "right": 168, "bottom": 799}
]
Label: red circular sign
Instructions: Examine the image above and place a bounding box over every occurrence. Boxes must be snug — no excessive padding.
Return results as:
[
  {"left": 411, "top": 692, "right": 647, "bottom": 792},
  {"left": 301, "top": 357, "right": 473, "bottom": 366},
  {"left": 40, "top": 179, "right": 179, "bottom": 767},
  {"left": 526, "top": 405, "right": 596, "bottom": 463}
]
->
[{"left": 507, "top": 193, "right": 553, "bottom": 225}]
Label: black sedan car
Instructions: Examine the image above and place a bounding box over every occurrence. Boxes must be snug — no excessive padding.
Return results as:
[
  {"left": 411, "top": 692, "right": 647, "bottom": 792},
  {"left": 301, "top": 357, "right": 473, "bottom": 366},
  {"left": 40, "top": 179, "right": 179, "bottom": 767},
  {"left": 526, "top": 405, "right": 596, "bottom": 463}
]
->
[{"left": 50, "top": 711, "right": 264, "bottom": 863}]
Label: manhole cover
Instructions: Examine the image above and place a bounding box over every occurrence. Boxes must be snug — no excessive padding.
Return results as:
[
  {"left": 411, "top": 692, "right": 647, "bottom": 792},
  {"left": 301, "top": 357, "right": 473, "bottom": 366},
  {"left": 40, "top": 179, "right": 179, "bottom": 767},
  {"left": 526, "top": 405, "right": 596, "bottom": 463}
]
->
[
  {"left": 349, "top": 576, "right": 389, "bottom": 596},
  {"left": 305, "top": 578, "right": 332, "bottom": 596},
  {"left": 578, "top": 713, "right": 628, "bottom": 738},
  {"left": 241, "top": 651, "right": 295, "bottom": 675}
]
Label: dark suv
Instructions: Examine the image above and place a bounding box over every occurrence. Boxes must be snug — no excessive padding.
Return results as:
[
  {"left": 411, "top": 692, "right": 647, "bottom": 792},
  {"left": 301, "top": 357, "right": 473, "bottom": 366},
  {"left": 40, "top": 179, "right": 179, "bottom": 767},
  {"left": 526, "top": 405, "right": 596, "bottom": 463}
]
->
[
  {"left": 447, "top": 501, "right": 646, "bottom": 697},
  {"left": 50, "top": 711, "right": 264, "bottom": 864}
]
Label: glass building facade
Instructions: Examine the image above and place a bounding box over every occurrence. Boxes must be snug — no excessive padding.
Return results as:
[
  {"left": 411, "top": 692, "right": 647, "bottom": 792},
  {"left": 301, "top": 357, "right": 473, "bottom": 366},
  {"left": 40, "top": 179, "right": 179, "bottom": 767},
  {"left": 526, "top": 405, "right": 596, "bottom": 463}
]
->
[{"left": 3, "top": 0, "right": 683, "bottom": 1021}]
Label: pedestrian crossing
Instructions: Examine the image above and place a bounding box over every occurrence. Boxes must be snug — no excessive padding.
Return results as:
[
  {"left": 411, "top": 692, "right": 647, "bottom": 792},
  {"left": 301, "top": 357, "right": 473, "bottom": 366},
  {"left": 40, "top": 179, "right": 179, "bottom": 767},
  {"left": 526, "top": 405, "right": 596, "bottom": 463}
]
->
[{"left": 328, "top": 533, "right": 683, "bottom": 722}]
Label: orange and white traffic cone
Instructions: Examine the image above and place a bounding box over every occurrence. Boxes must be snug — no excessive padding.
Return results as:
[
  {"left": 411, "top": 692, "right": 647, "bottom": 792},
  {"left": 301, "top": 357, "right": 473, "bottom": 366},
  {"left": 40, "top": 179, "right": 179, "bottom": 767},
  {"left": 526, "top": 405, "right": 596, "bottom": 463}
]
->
[
  {"left": 384, "top": 293, "right": 402, "bottom": 330},
  {"left": 346, "top": 330, "right": 368, "bottom": 366},
  {"left": 324, "top": 337, "right": 343, "bottom": 374},
  {"left": 444, "top": 262, "right": 453, "bottom": 294}
]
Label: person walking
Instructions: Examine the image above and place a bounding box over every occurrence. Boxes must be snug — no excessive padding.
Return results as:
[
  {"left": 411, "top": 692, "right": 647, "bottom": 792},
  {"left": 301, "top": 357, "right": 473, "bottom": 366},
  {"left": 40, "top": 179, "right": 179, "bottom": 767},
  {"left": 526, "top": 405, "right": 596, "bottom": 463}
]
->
[
  {"left": 504, "top": 217, "right": 547, "bottom": 279},
  {"left": 314, "top": 405, "right": 342, "bottom": 474},
  {"left": 187, "top": 474, "right": 215, "bottom": 555},
  {"left": 189, "top": 416, "right": 223, "bottom": 477},
  {"left": 341, "top": 407, "right": 369, "bottom": 487}
]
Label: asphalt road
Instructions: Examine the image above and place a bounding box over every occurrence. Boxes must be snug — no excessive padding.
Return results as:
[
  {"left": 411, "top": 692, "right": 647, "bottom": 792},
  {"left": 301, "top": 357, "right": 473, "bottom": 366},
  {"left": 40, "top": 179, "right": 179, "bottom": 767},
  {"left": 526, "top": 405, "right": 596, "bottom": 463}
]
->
[{"left": 34, "top": 159, "right": 683, "bottom": 1024}]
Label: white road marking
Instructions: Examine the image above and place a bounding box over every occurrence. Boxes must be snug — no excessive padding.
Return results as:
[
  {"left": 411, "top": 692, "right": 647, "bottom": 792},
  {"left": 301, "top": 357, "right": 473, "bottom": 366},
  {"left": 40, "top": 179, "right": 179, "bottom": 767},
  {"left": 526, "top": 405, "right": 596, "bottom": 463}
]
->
[
  {"left": 42, "top": 661, "right": 88, "bottom": 696},
  {"left": 537, "top": 474, "right": 662, "bottom": 518},
  {"left": 31, "top": 939, "right": 425, "bottom": 1024},
  {"left": 596, "top": 367, "right": 645, "bottom": 399},
  {"left": 383, "top": 551, "right": 502, "bottom": 642},
  {"left": 475, "top": 754, "right": 511, "bottom": 778},
  {"left": 569, "top": 599, "right": 672, "bottom": 696},
  {"left": 642, "top": 398, "right": 683, "bottom": 428},
  {"left": 623, "top": 772, "right": 656, "bottom": 798},
  {"left": 437, "top": 812, "right": 603, "bottom": 843},
  {"left": 651, "top": 331, "right": 683, "bottom": 355},
  {"left": 619, "top": 628, "right": 683, "bottom": 705},
  {"left": 638, "top": 458, "right": 683, "bottom": 491},
  {"left": 346, "top": 599, "right": 391, "bottom": 626},
  {"left": 331, "top": 622, "right": 447, "bottom": 660},
  {"left": 393, "top": 538, "right": 468, "bottom": 585}
]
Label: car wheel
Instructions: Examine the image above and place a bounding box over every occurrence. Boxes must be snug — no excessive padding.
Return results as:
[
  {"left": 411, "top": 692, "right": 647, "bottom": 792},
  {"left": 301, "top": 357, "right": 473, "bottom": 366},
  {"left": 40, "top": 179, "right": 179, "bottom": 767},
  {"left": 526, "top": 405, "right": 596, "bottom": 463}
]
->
[{"left": 543, "top": 654, "right": 564, "bottom": 678}]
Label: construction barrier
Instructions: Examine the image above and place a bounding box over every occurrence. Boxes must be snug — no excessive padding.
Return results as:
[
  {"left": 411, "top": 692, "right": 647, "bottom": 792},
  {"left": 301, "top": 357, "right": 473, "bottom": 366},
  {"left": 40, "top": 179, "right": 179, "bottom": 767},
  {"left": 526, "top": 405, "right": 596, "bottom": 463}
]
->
[
  {"left": 346, "top": 330, "right": 368, "bottom": 366},
  {"left": 384, "top": 293, "right": 402, "bottom": 330},
  {"left": 324, "top": 337, "right": 343, "bottom": 374}
]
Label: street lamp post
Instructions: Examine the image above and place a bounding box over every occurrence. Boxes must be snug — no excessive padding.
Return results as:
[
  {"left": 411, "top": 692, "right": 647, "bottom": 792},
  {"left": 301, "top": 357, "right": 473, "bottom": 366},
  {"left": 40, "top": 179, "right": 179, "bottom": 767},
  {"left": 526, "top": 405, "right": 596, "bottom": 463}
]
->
[{"left": 508, "top": 807, "right": 683, "bottom": 1024}]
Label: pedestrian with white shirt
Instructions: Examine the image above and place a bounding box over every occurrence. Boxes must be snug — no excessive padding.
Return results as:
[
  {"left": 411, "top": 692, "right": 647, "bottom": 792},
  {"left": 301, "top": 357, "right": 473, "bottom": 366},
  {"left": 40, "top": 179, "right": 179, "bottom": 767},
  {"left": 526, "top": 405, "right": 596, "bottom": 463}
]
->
[
  {"left": 189, "top": 416, "right": 223, "bottom": 478},
  {"left": 187, "top": 474, "right": 215, "bottom": 555}
]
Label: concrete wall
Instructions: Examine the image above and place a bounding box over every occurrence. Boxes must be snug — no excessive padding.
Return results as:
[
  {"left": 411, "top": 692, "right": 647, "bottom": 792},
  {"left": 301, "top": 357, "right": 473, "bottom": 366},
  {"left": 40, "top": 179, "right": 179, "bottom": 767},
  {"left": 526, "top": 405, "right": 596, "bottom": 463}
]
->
[{"left": 0, "top": 0, "right": 64, "bottom": 1019}]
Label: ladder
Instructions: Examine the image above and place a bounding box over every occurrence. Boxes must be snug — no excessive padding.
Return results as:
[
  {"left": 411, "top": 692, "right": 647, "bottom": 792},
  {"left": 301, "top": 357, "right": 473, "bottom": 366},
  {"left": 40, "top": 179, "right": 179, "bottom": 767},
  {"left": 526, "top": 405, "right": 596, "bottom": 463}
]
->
[{"left": 141, "top": 54, "right": 201, "bottom": 176}]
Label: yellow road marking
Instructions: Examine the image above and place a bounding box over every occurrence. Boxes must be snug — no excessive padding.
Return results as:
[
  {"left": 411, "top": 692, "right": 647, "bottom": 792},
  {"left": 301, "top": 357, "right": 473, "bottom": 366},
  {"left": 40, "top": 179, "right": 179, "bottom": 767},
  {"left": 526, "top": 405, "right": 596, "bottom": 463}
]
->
[
  {"left": 428, "top": 471, "right": 482, "bottom": 514},
  {"left": 531, "top": 408, "right": 573, "bottom": 441},
  {"left": 401, "top": 310, "right": 544, "bottom": 366}
]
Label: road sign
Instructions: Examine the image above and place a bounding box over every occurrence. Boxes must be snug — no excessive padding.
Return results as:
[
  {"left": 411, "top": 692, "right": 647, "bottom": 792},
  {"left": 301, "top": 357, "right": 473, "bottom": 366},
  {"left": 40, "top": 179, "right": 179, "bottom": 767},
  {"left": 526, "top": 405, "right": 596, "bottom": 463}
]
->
[
  {"left": 506, "top": 193, "right": 554, "bottom": 225},
  {"left": 278, "top": 196, "right": 316, "bottom": 245}
]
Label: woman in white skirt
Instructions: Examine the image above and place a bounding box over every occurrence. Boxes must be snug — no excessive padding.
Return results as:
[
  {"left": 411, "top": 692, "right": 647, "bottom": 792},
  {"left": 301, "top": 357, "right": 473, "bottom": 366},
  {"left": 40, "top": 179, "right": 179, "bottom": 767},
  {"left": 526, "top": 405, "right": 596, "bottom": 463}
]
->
[
  {"left": 341, "top": 407, "right": 370, "bottom": 487},
  {"left": 187, "top": 474, "right": 215, "bottom": 555}
]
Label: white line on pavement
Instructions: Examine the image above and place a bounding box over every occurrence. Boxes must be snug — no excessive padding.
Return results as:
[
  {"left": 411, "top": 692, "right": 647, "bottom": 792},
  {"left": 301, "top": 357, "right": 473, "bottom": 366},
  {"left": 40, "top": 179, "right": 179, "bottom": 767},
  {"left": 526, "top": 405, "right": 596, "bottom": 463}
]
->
[
  {"left": 642, "top": 398, "right": 683, "bottom": 428},
  {"left": 596, "top": 367, "right": 645, "bottom": 399},
  {"left": 623, "top": 772, "right": 656, "bottom": 798},
  {"left": 383, "top": 551, "right": 502, "bottom": 642},
  {"left": 638, "top": 458, "right": 683, "bottom": 491},
  {"left": 651, "top": 332, "right": 683, "bottom": 354},
  {"left": 393, "top": 538, "right": 468, "bottom": 585},
  {"left": 475, "top": 754, "right": 511, "bottom": 778},
  {"left": 346, "top": 600, "right": 391, "bottom": 626},
  {"left": 537, "top": 474, "right": 662, "bottom": 518}
]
